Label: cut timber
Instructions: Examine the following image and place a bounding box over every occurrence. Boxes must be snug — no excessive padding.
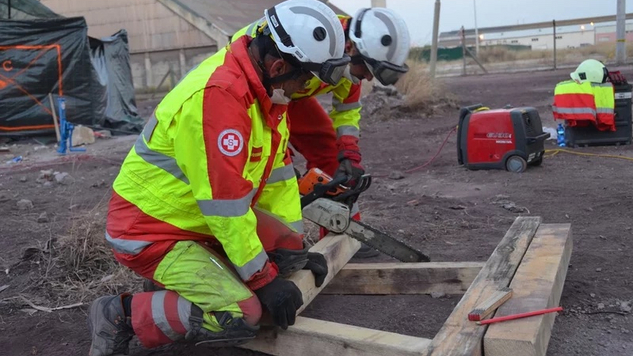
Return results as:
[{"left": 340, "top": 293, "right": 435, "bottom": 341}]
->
[
  {"left": 321, "top": 262, "right": 484, "bottom": 295},
  {"left": 427, "top": 216, "right": 542, "bottom": 356},
  {"left": 242, "top": 317, "right": 432, "bottom": 356},
  {"left": 290, "top": 233, "right": 361, "bottom": 314},
  {"left": 484, "top": 224, "right": 572, "bottom": 356},
  {"left": 468, "top": 288, "right": 513, "bottom": 321}
]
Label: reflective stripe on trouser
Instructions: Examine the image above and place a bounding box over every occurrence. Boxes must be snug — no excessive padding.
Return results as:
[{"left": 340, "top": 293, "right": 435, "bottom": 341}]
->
[{"left": 131, "top": 240, "right": 261, "bottom": 349}]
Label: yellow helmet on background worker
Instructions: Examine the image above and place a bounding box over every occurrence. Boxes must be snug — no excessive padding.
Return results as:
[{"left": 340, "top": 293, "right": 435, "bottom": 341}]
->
[{"left": 570, "top": 59, "right": 608, "bottom": 84}]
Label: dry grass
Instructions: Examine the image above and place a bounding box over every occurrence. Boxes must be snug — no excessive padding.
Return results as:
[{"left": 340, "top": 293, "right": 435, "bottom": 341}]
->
[
  {"left": 394, "top": 60, "right": 455, "bottom": 112},
  {"left": 45, "top": 196, "right": 141, "bottom": 303}
]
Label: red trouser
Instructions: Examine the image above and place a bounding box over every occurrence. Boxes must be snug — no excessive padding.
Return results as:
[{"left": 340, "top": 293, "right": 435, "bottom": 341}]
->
[
  {"left": 287, "top": 97, "right": 361, "bottom": 239},
  {"left": 106, "top": 193, "right": 303, "bottom": 348}
]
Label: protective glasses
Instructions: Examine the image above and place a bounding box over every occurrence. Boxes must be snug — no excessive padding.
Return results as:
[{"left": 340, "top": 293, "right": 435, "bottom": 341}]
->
[
  {"left": 352, "top": 8, "right": 409, "bottom": 86},
  {"left": 300, "top": 55, "right": 351, "bottom": 86},
  {"left": 362, "top": 55, "right": 409, "bottom": 86}
]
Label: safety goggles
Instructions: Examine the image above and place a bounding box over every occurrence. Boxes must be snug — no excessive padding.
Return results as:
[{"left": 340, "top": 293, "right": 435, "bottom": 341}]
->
[
  {"left": 362, "top": 55, "right": 409, "bottom": 86},
  {"left": 300, "top": 55, "right": 351, "bottom": 86}
]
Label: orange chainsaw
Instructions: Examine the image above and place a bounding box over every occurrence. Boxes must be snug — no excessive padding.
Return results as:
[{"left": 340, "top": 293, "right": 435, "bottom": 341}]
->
[{"left": 297, "top": 168, "right": 430, "bottom": 262}]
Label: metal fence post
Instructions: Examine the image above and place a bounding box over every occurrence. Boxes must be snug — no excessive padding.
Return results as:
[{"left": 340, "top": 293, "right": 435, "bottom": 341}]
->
[{"left": 553, "top": 20, "right": 557, "bottom": 70}]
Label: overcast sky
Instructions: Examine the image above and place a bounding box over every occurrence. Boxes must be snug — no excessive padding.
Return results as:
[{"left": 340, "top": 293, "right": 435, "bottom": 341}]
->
[{"left": 329, "top": 0, "right": 633, "bottom": 46}]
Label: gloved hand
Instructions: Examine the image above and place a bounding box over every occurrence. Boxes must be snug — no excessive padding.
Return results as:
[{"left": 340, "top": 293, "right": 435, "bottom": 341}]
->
[
  {"left": 268, "top": 246, "right": 309, "bottom": 278},
  {"left": 334, "top": 150, "right": 365, "bottom": 187},
  {"left": 303, "top": 252, "right": 328, "bottom": 287},
  {"left": 254, "top": 277, "right": 303, "bottom": 330}
]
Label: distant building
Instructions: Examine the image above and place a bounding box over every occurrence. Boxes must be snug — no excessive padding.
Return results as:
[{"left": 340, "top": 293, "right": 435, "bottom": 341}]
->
[
  {"left": 439, "top": 19, "right": 633, "bottom": 51},
  {"left": 595, "top": 22, "right": 633, "bottom": 43},
  {"left": 40, "top": 0, "right": 345, "bottom": 92},
  {"left": 480, "top": 29, "right": 595, "bottom": 50}
]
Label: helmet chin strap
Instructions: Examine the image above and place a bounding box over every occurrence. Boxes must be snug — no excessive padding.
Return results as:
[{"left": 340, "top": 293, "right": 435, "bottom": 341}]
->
[
  {"left": 350, "top": 54, "right": 365, "bottom": 65},
  {"left": 253, "top": 34, "right": 303, "bottom": 96}
]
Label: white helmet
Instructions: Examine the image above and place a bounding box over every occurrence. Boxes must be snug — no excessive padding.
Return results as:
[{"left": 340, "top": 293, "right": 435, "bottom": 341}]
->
[
  {"left": 570, "top": 59, "right": 608, "bottom": 84},
  {"left": 264, "top": 0, "right": 350, "bottom": 85},
  {"left": 349, "top": 7, "right": 411, "bottom": 85}
]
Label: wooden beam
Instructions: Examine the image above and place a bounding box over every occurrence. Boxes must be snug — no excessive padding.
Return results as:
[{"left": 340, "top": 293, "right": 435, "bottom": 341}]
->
[
  {"left": 289, "top": 233, "right": 361, "bottom": 314},
  {"left": 242, "top": 316, "right": 432, "bottom": 356},
  {"left": 484, "top": 224, "right": 573, "bottom": 356},
  {"left": 427, "top": 216, "right": 542, "bottom": 356},
  {"left": 321, "top": 262, "right": 484, "bottom": 295}
]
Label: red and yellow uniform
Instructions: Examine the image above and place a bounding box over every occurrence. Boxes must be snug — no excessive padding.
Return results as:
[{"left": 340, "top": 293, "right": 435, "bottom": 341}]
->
[
  {"left": 553, "top": 80, "right": 615, "bottom": 131},
  {"left": 105, "top": 36, "right": 303, "bottom": 348}
]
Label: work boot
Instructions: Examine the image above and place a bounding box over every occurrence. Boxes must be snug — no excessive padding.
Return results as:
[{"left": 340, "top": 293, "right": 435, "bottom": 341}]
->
[
  {"left": 353, "top": 243, "right": 380, "bottom": 258},
  {"left": 88, "top": 294, "right": 135, "bottom": 356}
]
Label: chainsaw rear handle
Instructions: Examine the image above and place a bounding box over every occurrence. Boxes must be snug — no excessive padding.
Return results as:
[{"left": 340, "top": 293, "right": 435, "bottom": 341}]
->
[{"left": 300, "top": 175, "right": 348, "bottom": 209}]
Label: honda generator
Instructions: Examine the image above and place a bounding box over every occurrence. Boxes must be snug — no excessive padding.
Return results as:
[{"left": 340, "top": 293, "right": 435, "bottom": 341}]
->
[{"left": 456, "top": 104, "right": 550, "bottom": 173}]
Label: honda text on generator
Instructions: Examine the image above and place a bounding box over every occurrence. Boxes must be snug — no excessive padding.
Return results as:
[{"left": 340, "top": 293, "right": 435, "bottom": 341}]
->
[{"left": 457, "top": 104, "right": 550, "bottom": 173}]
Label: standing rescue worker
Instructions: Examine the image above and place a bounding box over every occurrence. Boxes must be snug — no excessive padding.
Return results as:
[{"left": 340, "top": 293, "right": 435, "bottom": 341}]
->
[
  {"left": 233, "top": 8, "right": 411, "bottom": 256},
  {"left": 87, "top": 1, "right": 349, "bottom": 355}
]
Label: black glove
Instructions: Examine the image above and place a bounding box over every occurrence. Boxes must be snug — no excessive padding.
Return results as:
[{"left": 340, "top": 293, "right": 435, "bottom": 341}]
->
[
  {"left": 254, "top": 277, "right": 303, "bottom": 330},
  {"left": 268, "top": 246, "right": 309, "bottom": 278},
  {"left": 303, "top": 252, "right": 328, "bottom": 287},
  {"left": 334, "top": 156, "right": 365, "bottom": 187}
]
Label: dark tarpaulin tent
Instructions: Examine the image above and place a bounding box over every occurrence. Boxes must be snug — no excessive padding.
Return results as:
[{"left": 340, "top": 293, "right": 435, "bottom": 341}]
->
[{"left": 0, "top": 0, "right": 143, "bottom": 136}]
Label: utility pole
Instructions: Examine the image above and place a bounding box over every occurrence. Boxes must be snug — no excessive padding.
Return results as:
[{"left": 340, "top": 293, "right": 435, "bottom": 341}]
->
[
  {"left": 474, "top": 0, "right": 479, "bottom": 55},
  {"left": 429, "top": 0, "right": 441, "bottom": 78},
  {"left": 371, "top": 0, "right": 386, "bottom": 7},
  {"left": 8, "top": 0, "right": 11, "bottom": 19},
  {"left": 553, "top": 20, "right": 557, "bottom": 69},
  {"left": 616, "top": 0, "right": 626, "bottom": 65}
]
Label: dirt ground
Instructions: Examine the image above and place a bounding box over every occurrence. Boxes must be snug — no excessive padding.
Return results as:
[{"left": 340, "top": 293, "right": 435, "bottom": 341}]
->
[{"left": 2, "top": 67, "right": 633, "bottom": 356}]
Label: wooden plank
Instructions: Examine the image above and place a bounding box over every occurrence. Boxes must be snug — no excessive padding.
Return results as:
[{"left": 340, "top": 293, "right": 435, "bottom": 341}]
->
[
  {"left": 290, "top": 233, "right": 361, "bottom": 314},
  {"left": 48, "top": 94, "right": 61, "bottom": 142},
  {"left": 321, "top": 262, "right": 485, "bottom": 295},
  {"left": 484, "top": 224, "right": 572, "bottom": 356},
  {"left": 467, "top": 288, "right": 513, "bottom": 321},
  {"left": 427, "top": 216, "right": 542, "bottom": 356},
  {"left": 242, "top": 316, "right": 432, "bottom": 356}
]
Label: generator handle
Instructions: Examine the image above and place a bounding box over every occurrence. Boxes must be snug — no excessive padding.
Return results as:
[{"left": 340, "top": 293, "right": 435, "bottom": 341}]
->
[{"left": 527, "top": 132, "right": 551, "bottom": 144}]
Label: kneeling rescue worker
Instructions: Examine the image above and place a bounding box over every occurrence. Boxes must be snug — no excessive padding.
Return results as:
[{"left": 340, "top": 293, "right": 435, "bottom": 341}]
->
[
  {"left": 234, "top": 7, "right": 411, "bottom": 257},
  {"left": 87, "top": 1, "right": 349, "bottom": 355}
]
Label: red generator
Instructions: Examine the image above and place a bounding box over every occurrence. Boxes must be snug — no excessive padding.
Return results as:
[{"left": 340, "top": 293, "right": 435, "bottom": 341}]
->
[{"left": 456, "top": 104, "right": 550, "bottom": 173}]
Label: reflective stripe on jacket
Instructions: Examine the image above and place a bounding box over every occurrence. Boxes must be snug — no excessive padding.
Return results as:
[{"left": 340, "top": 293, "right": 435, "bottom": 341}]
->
[
  {"left": 553, "top": 80, "right": 615, "bottom": 131},
  {"left": 109, "top": 36, "right": 302, "bottom": 284}
]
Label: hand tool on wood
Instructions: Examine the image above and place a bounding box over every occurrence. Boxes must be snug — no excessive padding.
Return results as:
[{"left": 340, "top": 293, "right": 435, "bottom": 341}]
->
[{"left": 476, "top": 306, "right": 563, "bottom": 325}]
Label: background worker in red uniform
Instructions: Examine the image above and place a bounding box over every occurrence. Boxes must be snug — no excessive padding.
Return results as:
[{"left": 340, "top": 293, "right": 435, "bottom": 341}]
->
[
  {"left": 234, "top": 8, "right": 411, "bottom": 257},
  {"left": 86, "top": 1, "right": 349, "bottom": 355}
]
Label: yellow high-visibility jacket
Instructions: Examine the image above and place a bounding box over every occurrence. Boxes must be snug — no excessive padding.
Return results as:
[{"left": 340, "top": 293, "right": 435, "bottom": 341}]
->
[
  {"left": 109, "top": 36, "right": 302, "bottom": 288},
  {"left": 553, "top": 80, "right": 615, "bottom": 131}
]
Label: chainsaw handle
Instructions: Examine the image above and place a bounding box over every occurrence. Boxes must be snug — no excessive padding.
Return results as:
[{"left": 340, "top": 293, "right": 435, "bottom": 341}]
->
[{"left": 325, "top": 175, "right": 348, "bottom": 190}]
